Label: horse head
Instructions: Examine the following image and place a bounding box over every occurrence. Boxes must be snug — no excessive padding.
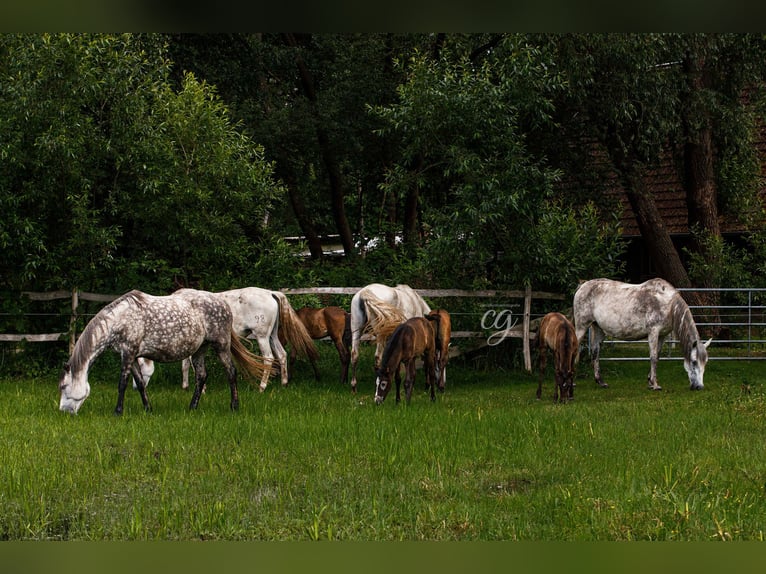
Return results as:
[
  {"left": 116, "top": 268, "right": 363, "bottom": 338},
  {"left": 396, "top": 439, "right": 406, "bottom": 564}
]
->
[
  {"left": 58, "top": 362, "right": 90, "bottom": 414},
  {"left": 374, "top": 368, "right": 391, "bottom": 405},
  {"left": 684, "top": 338, "right": 711, "bottom": 390}
]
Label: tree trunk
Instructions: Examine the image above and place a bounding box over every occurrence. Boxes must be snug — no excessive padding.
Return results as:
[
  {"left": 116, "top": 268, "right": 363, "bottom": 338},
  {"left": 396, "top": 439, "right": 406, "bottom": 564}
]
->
[
  {"left": 621, "top": 164, "right": 692, "bottom": 289},
  {"left": 402, "top": 156, "right": 423, "bottom": 251},
  {"left": 281, "top": 167, "right": 324, "bottom": 260},
  {"left": 283, "top": 33, "right": 354, "bottom": 257},
  {"left": 682, "top": 49, "right": 722, "bottom": 336},
  {"left": 683, "top": 52, "right": 721, "bottom": 268}
]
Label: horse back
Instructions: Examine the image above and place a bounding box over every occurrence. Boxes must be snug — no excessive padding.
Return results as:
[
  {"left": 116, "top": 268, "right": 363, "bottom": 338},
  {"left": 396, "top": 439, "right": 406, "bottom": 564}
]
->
[
  {"left": 218, "top": 287, "right": 279, "bottom": 338},
  {"left": 381, "top": 317, "right": 434, "bottom": 370},
  {"left": 296, "top": 307, "right": 328, "bottom": 339},
  {"left": 539, "top": 311, "right": 577, "bottom": 369},
  {"left": 574, "top": 278, "right": 676, "bottom": 338}
]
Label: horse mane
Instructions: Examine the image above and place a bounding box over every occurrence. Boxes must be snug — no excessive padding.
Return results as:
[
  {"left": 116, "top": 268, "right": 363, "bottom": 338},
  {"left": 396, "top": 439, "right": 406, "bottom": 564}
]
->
[
  {"left": 670, "top": 293, "right": 700, "bottom": 358},
  {"left": 379, "top": 321, "right": 408, "bottom": 375},
  {"left": 69, "top": 290, "right": 146, "bottom": 372}
]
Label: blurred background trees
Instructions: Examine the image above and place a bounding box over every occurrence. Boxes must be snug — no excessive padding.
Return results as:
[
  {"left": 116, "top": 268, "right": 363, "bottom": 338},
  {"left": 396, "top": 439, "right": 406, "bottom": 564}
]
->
[{"left": 2, "top": 32, "right": 766, "bottom": 300}]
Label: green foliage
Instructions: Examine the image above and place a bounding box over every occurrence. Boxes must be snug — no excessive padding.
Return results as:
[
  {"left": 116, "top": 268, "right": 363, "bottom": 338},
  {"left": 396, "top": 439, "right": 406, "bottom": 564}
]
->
[
  {"left": 375, "top": 36, "right": 625, "bottom": 291},
  {"left": 0, "top": 33, "right": 284, "bottom": 295},
  {"left": 686, "top": 230, "right": 754, "bottom": 289}
]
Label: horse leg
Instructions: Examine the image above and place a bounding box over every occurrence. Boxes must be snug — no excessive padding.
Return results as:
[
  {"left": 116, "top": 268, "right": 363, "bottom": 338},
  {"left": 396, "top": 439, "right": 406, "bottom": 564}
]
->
[
  {"left": 350, "top": 341, "right": 359, "bottom": 393},
  {"left": 340, "top": 314, "right": 351, "bottom": 386},
  {"left": 181, "top": 357, "right": 193, "bottom": 390},
  {"left": 272, "top": 335, "right": 291, "bottom": 387},
  {"left": 553, "top": 369, "right": 563, "bottom": 403},
  {"left": 129, "top": 360, "right": 153, "bottom": 412},
  {"left": 349, "top": 301, "right": 366, "bottom": 393},
  {"left": 404, "top": 360, "right": 416, "bottom": 404},
  {"left": 188, "top": 354, "right": 208, "bottom": 410},
  {"left": 332, "top": 333, "right": 350, "bottom": 386},
  {"left": 253, "top": 335, "right": 277, "bottom": 391},
  {"left": 425, "top": 351, "right": 436, "bottom": 402},
  {"left": 424, "top": 351, "right": 442, "bottom": 390},
  {"left": 132, "top": 357, "right": 154, "bottom": 390},
  {"left": 115, "top": 356, "right": 135, "bottom": 416},
  {"left": 439, "top": 359, "right": 447, "bottom": 392},
  {"left": 394, "top": 364, "right": 402, "bottom": 404},
  {"left": 647, "top": 333, "right": 664, "bottom": 390},
  {"left": 589, "top": 325, "right": 608, "bottom": 388},
  {"left": 223, "top": 353, "right": 240, "bottom": 411}
]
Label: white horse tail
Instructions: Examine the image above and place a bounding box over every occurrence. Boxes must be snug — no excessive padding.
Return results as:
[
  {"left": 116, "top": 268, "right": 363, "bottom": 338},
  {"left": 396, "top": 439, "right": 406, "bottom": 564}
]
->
[
  {"left": 363, "top": 295, "right": 407, "bottom": 341},
  {"left": 229, "top": 329, "right": 276, "bottom": 381},
  {"left": 272, "top": 292, "right": 319, "bottom": 362}
]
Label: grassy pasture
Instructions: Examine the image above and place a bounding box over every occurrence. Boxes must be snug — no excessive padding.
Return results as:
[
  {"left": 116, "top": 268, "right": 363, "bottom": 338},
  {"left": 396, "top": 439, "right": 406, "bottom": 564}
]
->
[{"left": 0, "top": 341, "right": 765, "bottom": 541}]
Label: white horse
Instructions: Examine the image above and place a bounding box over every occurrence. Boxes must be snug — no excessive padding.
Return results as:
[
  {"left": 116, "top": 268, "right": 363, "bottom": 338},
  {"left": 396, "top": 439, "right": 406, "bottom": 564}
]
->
[
  {"left": 136, "top": 287, "right": 317, "bottom": 392},
  {"left": 573, "top": 278, "right": 711, "bottom": 391},
  {"left": 349, "top": 283, "right": 431, "bottom": 393},
  {"left": 59, "top": 289, "right": 270, "bottom": 415}
]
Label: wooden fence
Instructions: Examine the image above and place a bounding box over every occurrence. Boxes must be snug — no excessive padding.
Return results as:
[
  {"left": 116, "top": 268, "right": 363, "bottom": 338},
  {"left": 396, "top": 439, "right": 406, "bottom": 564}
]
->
[{"left": 1, "top": 286, "right": 566, "bottom": 371}]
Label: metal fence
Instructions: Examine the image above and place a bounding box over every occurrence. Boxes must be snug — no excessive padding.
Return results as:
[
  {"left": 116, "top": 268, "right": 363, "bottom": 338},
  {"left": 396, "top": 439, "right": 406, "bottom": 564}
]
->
[{"left": 597, "top": 287, "right": 766, "bottom": 361}]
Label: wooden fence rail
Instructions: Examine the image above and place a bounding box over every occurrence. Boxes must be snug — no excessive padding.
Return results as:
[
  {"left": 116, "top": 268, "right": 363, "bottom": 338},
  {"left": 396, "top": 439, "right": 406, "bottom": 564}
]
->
[{"left": 2, "top": 286, "right": 566, "bottom": 371}]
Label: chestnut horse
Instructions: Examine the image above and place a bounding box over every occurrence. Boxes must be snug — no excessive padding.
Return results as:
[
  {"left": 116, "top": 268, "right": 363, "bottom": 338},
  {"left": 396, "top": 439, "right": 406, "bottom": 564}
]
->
[
  {"left": 287, "top": 306, "right": 351, "bottom": 385},
  {"left": 536, "top": 312, "right": 578, "bottom": 402},
  {"left": 426, "top": 309, "right": 451, "bottom": 392},
  {"left": 374, "top": 317, "right": 436, "bottom": 405}
]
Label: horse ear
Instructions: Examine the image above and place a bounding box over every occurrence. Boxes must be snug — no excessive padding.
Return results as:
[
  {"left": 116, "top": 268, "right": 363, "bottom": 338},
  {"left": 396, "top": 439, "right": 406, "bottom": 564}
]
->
[{"left": 704, "top": 337, "right": 712, "bottom": 349}]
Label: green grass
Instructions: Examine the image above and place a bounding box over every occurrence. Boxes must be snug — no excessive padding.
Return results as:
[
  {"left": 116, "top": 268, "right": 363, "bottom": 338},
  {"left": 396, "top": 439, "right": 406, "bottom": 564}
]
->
[{"left": 1, "top": 342, "right": 765, "bottom": 540}]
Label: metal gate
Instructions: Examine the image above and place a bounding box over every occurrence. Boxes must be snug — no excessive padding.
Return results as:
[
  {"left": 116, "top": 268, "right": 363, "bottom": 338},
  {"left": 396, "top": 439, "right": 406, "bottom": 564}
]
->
[{"left": 595, "top": 287, "right": 766, "bottom": 361}]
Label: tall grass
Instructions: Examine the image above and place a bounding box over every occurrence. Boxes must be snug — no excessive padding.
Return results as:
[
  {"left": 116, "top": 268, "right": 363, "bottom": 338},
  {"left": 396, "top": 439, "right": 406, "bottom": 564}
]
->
[{"left": 0, "top": 343, "right": 764, "bottom": 540}]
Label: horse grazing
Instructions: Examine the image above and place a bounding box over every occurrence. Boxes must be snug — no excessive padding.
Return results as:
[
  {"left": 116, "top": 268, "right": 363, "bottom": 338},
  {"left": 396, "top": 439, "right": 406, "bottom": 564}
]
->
[
  {"left": 573, "top": 278, "right": 711, "bottom": 391},
  {"left": 350, "top": 283, "right": 431, "bottom": 393},
  {"left": 287, "top": 306, "right": 351, "bottom": 385},
  {"left": 536, "top": 312, "right": 578, "bottom": 402},
  {"left": 426, "top": 309, "right": 451, "bottom": 392},
  {"left": 136, "top": 287, "right": 318, "bottom": 392},
  {"left": 374, "top": 317, "right": 437, "bottom": 405},
  {"left": 59, "top": 289, "right": 270, "bottom": 415}
]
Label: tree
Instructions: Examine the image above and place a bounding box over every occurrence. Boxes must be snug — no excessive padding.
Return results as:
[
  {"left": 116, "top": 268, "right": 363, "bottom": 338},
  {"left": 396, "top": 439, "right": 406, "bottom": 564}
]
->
[
  {"left": 0, "top": 33, "right": 283, "bottom": 294},
  {"left": 166, "top": 33, "right": 424, "bottom": 261},
  {"left": 547, "top": 33, "right": 766, "bottom": 298},
  {"left": 375, "top": 34, "right": 625, "bottom": 292}
]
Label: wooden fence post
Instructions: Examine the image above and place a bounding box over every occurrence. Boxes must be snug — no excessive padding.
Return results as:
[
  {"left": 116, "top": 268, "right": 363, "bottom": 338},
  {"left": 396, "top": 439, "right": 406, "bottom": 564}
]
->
[{"left": 522, "top": 284, "right": 532, "bottom": 372}]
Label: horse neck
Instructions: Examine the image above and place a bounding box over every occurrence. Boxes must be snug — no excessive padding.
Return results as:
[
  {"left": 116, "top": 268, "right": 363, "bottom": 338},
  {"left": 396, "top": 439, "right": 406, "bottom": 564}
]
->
[
  {"left": 69, "top": 312, "right": 114, "bottom": 376},
  {"left": 671, "top": 295, "right": 700, "bottom": 358},
  {"left": 380, "top": 328, "right": 405, "bottom": 374}
]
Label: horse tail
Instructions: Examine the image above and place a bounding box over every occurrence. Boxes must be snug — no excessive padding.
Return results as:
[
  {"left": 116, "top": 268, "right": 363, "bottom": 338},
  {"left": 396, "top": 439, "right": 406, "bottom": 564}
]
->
[
  {"left": 362, "top": 294, "right": 407, "bottom": 341},
  {"left": 272, "top": 292, "right": 319, "bottom": 362},
  {"left": 562, "top": 321, "right": 579, "bottom": 371},
  {"left": 229, "top": 329, "right": 276, "bottom": 380}
]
